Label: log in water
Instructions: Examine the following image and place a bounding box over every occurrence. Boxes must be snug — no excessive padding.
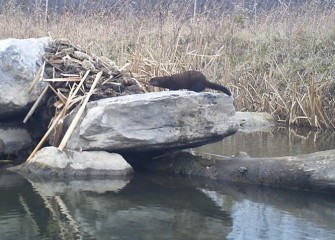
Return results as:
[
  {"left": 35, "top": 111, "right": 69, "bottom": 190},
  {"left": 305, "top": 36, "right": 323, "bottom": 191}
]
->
[{"left": 144, "top": 150, "right": 335, "bottom": 193}]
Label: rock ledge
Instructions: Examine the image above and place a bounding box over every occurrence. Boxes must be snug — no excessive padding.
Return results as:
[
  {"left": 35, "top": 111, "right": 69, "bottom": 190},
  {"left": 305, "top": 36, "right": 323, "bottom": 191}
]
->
[
  {"left": 9, "top": 146, "right": 133, "bottom": 177},
  {"left": 65, "top": 91, "right": 238, "bottom": 152}
]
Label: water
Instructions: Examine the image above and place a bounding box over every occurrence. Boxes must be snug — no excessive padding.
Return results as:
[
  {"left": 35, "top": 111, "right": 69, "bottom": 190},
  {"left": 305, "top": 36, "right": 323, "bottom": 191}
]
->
[
  {"left": 1, "top": 170, "right": 335, "bottom": 240},
  {"left": 1, "top": 127, "right": 335, "bottom": 240},
  {"left": 197, "top": 127, "right": 335, "bottom": 158}
]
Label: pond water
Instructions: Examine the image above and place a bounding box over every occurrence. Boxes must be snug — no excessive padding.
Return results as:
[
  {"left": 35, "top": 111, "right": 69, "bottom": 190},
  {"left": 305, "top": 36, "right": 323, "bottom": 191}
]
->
[
  {"left": 1, "top": 127, "right": 335, "bottom": 240},
  {"left": 197, "top": 126, "right": 335, "bottom": 158}
]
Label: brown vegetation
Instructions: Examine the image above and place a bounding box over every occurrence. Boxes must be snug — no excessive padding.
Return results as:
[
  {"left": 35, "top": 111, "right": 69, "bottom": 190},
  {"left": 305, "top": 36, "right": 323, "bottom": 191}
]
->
[{"left": 0, "top": 1, "right": 334, "bottom": 128}]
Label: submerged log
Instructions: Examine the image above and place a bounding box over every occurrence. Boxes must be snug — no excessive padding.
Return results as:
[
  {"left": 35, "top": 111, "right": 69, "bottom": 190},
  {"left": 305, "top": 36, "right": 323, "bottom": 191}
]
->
[{"left": 141, "top": 150, "right": 335, "bottom": 193}]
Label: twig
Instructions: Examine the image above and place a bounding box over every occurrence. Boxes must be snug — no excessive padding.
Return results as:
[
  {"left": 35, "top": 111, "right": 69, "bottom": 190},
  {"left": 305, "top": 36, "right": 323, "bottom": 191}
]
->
[
  {"left": 58, "top": 71, "right": 103, "bottom": 151},
  {"left": 43, "top": 77, "right": 81, "bottom": 82},
  {"left": 29, "top": 61, "right": 45, "bottom": 93},
  {"left": 71, "top": 70, "right": 90, "bottom": 97},
  {"left": 27, "top": 108, "right": 65, "bottom": 161},
  {"left": 118, "top": 61, "right": 132, "bottom": 71},
  {"left": 52, "top": 71, "right": 90, "bottom": 146},
  {"left": 132, "top": 77, "right": 148, "bottom": 93},
  {"left": 52, "top": 87, "right": 74, "bottom": 146},
  {"left": 46, "top": 83, "right": 67, "bottom": 104},
  {"left": 23, "top": 85, "right": 49, "bottom": 123}
]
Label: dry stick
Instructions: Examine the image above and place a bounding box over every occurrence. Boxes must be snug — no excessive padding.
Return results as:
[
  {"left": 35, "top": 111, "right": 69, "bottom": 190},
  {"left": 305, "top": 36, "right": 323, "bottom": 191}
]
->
[
  {"left": 53, "top": 70, "right": 90, "bottom": 146},
  {"left": 67, "top": 95, "right": 86, "bottom": 109},
  {"left": 47, "top": 83, "right": 67, "bottom": 104},
  {"left": 309, "top": 77, "right": 319, "bottom": 128},
  {"left": 296, "top": 98, "right": 312, "bottom": 126},
  {"left": 58, "top": 71, "right": 102, "bottom": 151},
  {"left": 52, "top": 86, "right": 75, "bottom": 146},
  {"left": 118, "top": 61, "right": 132, "bottom": 72},
  {"left": 131, "top": 77, "right": 147, "bottom": 93},
  {"left": 29, "top": 61, "right": 45, "bottom": 93},
  {"left": 71, "top": 70, "right": 90, "bottom": 97},
  {"left": 170, "top": 28, "right": 182, "bottom": 64},
  {"left": 23, "top": 85, "right": 49, "bottom": 123},
  {"left": 26, "top": 72, "right": 91, "bottom": 159},
  {"left": 43, "top": 77, "right": 81, "bottom": 82},
  {"left": 51, "top": 70, "right": 90, "bottom": 105},
  {"left": 0, "top": 160, "right": 13, "bottom": 164},
  {"left": 266, "top": 79, "right": 288, "bottom": 110},
  {"left": 101, "top": 62, "right": 131, "bottom": 85},
  {"left": 45, "top": 0, "right": 49, "bottom": 22},
  {"left": 27, "top": 108, "right": 65, "bottom": 161},
  {"left": 289, "top": 101, "right": 297, "bottom": 125},
  {"left": 315, "top": 98, "right": 328, "bottom": 127},
  {"left": 61, "top": 73, "right": 80, "bottom": 77},
  {"left": 317, "top": 102, "right": 335, "bottom": 128},
  {"left": 204, "top": 45, "right": 224, "bottom": 69}
]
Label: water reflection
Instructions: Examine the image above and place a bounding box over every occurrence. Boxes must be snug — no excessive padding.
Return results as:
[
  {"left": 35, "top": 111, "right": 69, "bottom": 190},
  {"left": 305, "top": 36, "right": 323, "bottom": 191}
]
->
[
  {"left": 197, "top": 127, "right": 335, "bottom": 158},
  {"left": 201, "top": 183, "right": 335, "bottom": 240},
  {"left": 1, "top": 170, "right": 335, "bottom": 240}
]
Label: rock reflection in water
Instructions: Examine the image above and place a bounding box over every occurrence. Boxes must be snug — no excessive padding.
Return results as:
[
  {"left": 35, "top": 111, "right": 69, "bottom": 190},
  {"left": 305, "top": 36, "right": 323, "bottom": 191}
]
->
[
  {"left": 1, "top": 170, "right": 335, "bottom": 240},
  {"left": 0, "top": 170, "right": 233, "bottom": 239}
]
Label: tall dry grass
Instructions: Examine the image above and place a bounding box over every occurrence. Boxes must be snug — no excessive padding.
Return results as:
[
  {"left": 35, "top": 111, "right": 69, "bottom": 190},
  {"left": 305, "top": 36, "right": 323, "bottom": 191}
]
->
[{"left": 0, "top": 0, "right": 334, "bottom": 128}]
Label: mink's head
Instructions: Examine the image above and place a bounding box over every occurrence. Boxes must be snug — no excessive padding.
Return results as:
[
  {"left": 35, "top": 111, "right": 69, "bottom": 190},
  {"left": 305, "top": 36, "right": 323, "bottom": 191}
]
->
[
  {"left": 149, "top": 77, "right": 161, "bottom": 87},
  {"left": 149, "top": 76, "right": 168, "bottom": 87}
]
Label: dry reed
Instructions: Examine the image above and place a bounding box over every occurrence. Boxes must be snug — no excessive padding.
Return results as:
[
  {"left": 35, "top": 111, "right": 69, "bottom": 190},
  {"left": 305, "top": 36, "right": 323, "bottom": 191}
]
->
[{"left": 0, "top": 0, "right": 334, "bottom": 129}]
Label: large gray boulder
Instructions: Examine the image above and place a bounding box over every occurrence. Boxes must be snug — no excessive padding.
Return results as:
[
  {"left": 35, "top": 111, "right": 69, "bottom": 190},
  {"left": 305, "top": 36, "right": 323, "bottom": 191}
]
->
[
  {"left": 0, "top": 37, "right": 49, "bottom": 119},
  {"left": 65, "top": 91, "right": 238, "bottom": 152}
]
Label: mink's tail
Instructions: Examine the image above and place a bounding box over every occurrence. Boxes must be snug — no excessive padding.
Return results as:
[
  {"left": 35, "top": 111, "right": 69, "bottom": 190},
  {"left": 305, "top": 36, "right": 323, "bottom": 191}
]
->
[{"left": 206, "top": 81, "right": 232, "bottom": 96}]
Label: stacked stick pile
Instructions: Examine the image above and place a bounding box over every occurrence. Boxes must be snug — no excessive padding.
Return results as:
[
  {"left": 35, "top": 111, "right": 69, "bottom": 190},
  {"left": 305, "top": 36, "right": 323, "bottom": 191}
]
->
[{"left": 24, "top": 39, "right": 146, "bottom": 161}]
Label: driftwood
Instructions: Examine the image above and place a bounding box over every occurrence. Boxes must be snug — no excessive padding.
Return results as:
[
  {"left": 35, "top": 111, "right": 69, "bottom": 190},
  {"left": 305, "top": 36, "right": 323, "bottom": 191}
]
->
[
  {"left": 29, "top": 61, "right": 45, "bottom": 93},
  {"left": 23, "top": 85, "right": 49, "bottom": 123},
  {"left": 43, "top": 77, "right": 81, "bottom": 82},
  {"left": 141, "top": 150, "right": 335, "bottom": 193},
  {"left": 58, "top": 71, "right": 102, "bottom": 150}
]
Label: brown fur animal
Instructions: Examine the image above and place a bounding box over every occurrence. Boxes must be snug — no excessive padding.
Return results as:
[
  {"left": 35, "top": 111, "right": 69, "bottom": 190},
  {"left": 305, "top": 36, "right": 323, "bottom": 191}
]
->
[{"left": 149, "top": 71, "right": 231, "bottom": 96}]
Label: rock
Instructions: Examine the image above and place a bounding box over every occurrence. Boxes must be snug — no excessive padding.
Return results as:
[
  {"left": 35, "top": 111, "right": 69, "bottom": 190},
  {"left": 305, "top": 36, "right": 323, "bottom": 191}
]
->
[
  {"left": 0, "top": 124, "right": 32, "bottom": 155},
  {"left": 142, "top": 149, "right": 335, "bottom": 193},
  {"left": 9, "top": 146, "right": 133, "bottom": 177},
  {"left": 234, "top": 111, "right": 276, "bottom": 132},
  {"left": 65, "top": 91, "right": 238, "bottom": 152},
  {"left": 0, "top": 37, "right": 49, "bottom": 119}
]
